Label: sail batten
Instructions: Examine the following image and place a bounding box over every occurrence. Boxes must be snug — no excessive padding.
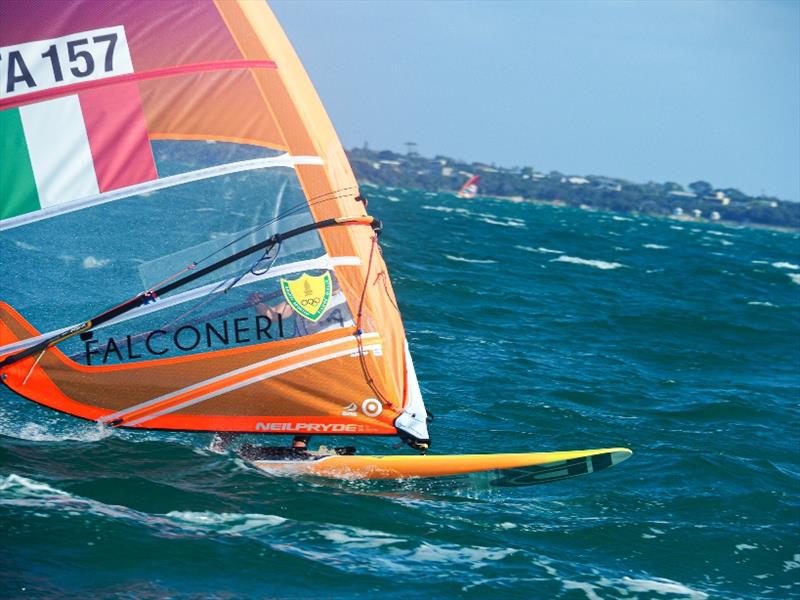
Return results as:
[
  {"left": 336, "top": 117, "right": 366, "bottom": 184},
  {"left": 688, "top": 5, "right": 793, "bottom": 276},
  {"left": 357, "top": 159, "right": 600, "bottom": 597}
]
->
[
  {"left": 0, "top": 154, "right": 324, "bottom": 230},
  {"left": 0, "top": 255, "right": 361, "bottom": 358},
  {"left": 0, "top": 0, "right": 431, "bottom": 448}
]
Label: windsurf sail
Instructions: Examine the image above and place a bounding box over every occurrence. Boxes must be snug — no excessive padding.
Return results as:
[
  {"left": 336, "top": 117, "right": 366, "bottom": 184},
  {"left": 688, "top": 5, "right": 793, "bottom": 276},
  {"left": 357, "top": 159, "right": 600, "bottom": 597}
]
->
[
  {"left": 0, "top": 0, "right": 430, "bottom": 448},
  {"left": 457, "top": 175, "right": 480, "bottom": 199}
]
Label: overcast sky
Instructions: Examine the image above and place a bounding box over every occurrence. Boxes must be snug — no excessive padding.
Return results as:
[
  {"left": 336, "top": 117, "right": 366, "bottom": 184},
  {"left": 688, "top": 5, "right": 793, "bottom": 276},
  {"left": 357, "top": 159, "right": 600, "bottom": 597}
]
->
[{"left": 271, "top": 0, "right": 800, "bottom": 201}]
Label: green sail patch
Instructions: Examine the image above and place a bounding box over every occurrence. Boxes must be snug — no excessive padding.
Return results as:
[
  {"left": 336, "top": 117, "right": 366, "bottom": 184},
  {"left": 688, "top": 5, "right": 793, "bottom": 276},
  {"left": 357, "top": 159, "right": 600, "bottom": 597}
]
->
[{"left": 0, "top": 108, "right": 40, "bottom": 220}]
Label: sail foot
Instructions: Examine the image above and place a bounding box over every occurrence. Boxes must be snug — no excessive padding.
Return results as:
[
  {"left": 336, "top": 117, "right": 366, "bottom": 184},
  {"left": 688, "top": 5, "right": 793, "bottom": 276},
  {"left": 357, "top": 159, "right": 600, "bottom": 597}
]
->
[
  {"left": 394, "top": 410, "right": 431, "bottom": 450},
  {"left": 395, "top": 340, "right": 431, "bottom": 450},
  {"left": 0, "top": 303, "right": 399, "bottom": 435}
]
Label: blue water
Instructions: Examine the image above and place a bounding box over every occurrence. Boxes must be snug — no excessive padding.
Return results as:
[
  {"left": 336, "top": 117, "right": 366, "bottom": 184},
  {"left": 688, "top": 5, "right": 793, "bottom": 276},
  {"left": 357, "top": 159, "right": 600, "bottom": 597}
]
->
[{"left": 2, "top": 187, "right": 799, "bottom": 598}]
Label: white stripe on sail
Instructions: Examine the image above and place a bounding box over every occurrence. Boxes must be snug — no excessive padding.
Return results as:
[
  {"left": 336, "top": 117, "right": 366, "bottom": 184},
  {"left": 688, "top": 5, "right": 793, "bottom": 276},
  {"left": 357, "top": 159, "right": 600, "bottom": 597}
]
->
[
  {"left": 99, "top": 255, "right": 359, "bottom": 330},
  {"left": 0, "top": 154, "right": 324, "bottom": 231},
  {"left": 0, "top": 254, "right": 360, "bottom": 356},
  {"left": 100, "top": 332, "right": 379, "bottom": 425},
  {"left": 20, "top": 95, "right": 99, "bottom": 208},
  {"left": 124, "top": 343, "right": 382, "bottom": 427}
]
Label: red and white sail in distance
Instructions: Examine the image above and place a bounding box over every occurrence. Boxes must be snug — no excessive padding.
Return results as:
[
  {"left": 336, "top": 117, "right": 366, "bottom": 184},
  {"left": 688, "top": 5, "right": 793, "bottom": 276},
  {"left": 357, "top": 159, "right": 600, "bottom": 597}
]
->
[
  {"left": 0, "top": 0, "right": 429, "bottom": 447},
  {"left": 457, "top": 175, "right": 480, "bottom": 199}
]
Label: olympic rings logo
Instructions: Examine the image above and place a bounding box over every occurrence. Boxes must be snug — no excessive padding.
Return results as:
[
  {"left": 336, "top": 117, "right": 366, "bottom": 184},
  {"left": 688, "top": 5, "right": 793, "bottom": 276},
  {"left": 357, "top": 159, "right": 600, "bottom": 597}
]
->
[{"left": 300, "top": 298, "right": 321, "bottom": 306}]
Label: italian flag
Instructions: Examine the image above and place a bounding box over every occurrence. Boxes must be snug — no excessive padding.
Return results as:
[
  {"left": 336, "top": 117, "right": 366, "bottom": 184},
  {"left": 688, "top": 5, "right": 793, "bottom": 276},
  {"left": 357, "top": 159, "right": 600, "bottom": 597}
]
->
[{"left": 0, "top": 83, "right": 157, "bottom": 221}]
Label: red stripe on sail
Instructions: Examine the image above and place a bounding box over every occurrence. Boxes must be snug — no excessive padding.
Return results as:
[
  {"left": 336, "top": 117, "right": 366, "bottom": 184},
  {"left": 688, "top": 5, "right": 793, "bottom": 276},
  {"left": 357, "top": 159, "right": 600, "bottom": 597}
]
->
[
  {"left": 80, "top": 83, "right": 157, "bottom": 193},
  {"left": 0, "top": 60, "right": 277, "bottom": 111}
]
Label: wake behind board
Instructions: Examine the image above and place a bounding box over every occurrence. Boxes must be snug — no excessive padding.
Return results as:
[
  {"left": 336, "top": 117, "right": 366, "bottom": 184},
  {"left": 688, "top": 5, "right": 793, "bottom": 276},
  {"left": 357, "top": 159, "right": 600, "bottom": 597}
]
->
[{"left": 252, "top": 447, "right": 632, "bottom": 487}]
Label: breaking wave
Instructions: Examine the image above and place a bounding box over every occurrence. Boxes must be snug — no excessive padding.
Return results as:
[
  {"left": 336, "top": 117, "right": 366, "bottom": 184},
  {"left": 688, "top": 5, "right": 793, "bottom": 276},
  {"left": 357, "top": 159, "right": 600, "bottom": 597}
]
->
[
  {"left": 82, "top": 256, "right": 111, "bottom": 269},
  {"left": 552, "top": 255, "right": 625, "bottom": 270},
  {"left": 772, "top": 262, "right": 799, "bottom": 270},
  {"left": 445, "top": 255, "right": 497, "bottom": 264},
  {"left": 14, "top": 241, "right": 40, "bottom": 251},
  {"left": 515, "top": 245, "right": 563, "bottom": 254}
]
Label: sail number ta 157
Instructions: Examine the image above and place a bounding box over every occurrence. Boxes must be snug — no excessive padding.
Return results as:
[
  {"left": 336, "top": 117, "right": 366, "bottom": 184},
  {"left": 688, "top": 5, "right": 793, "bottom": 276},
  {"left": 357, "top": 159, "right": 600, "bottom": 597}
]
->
[{"left": 0, "top": 26, "right": 134, "bottom": 99}]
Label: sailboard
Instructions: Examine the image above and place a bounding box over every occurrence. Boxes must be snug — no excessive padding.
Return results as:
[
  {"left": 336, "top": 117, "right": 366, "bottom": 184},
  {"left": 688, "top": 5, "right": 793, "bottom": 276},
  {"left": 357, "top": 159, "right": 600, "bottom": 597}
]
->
[
  {"left": 252, "top": 448, "right": 632, "bottom": 486},
  {"left": 0, "top": 0, "right": 631, "bottom": 485},
  {"left": 457, "top": 174, "right": 480, "bottom": 199}
]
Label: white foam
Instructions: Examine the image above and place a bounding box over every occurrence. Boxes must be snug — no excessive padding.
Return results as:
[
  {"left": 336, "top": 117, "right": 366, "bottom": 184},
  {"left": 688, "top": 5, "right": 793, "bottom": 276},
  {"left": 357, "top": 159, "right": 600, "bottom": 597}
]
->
[
  {"left": 422, "top": 205, "right": 463, "bottom": 214},
  {"left": 166, "top": 511, "right": 286, "bottom": 534},
  {"left": 14, "top": 241, "right": 40, "bottom": 251},
  {"left": 772, "top": 262, "right": 799, "bottom": 270},
  {"left": 643, "top": 244, "right": 668, "bottom": 250},
  {"left": 0, "top": 407, "right": 112, "bottom": 442},
  {"left": 15, "top": 422, "right": 111, "bottom": 442},
  {"left": 318, "top": 526, "right": 404, "bottom": 549},
  {"left": 752, "top": 260, "right": 769, "bottom": 265},
  {"left": 481, "top": 217, "right": 525, "bottom": 228},
  {"left": 387, "top": 195, "right": 400, "bottom": 202},
  {"left": 736, "top": 543, "right": 758, "bottom": 551},
  {"left": 0, "top": 474, "right": 70, "bottom": 498},
  {"left": 615, "top": 576, "right": 709, "bottom": 599},
  {"left": 563, "top": 581, "right": 604, "bottom": 600},
  {"left": 748, "top": 301, "right": 777, "bottom": 307},
  {"left": 670, "top": 225, "right": 684, "bottom": 230},
  {"left": 408, "top": 542, "right": 516, "bottom": 567},
  {"left": 445, "top": 254, "right": 497, "bottom": 264},
  {"left": 82, "top": 256, "right": 110, "bottom": 269},
  {"left": 789, "top": 274, "right": 800, "bottom": 286},
  {"left": 421, "top": 204, "right": 521, "bottom": 230},
  {"left": 552, "top": 255, "right": 624, "bottom": 270},
  {"left": 784, "top": 554, "right": 800, "bottom": 572},
  {"left": 515, "top": 245, "right": 563, "bottom": 254},
  {"left": 1, "top": 474, "right": 291, "bottom": 538},
  {"left": 612, "top": 215, "right": 633, "bottom": 222}
]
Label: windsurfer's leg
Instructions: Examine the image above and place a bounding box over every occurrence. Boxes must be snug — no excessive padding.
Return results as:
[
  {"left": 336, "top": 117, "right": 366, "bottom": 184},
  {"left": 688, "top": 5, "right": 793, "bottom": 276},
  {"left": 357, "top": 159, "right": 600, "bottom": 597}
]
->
[{"left": 210, "top": 432, "right": 239, "bottom": 453}]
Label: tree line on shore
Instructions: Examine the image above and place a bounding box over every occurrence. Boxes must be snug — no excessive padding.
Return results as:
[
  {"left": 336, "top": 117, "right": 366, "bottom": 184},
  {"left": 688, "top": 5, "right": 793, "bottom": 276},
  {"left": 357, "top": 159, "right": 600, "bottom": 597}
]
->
[{"left": 347, "top": 148, "right": 799, "bottom": 230}]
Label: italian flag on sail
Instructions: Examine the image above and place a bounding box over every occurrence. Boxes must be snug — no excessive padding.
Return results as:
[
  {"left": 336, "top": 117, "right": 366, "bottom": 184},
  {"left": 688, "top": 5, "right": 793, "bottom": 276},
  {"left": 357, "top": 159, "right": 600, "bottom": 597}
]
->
[{"left": 0, "top": 83, "right": 157, "bottom": 221}]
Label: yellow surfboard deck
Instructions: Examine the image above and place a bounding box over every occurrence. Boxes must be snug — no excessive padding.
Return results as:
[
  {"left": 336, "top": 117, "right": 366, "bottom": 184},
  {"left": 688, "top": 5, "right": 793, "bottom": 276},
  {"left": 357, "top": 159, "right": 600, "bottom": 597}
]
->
[{"left": 252, "top": 447, "right": 632, "bottom": 486}]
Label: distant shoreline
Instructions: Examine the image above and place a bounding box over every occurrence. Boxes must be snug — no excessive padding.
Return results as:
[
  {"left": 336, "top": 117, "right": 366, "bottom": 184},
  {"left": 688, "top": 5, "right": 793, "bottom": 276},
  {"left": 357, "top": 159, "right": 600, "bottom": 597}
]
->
[
  {"left": 494, "top": 194, "right": 799, "bottom": 234},
  {"left": 348, "top": 147, "right": 800, "bottom": 231}
]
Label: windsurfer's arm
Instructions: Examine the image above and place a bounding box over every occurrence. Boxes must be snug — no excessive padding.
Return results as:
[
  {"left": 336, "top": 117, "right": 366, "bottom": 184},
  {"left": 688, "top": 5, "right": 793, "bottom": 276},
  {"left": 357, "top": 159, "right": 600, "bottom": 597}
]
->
[{"left": 249, "top": 292, "right": 293, "bottom": 320}]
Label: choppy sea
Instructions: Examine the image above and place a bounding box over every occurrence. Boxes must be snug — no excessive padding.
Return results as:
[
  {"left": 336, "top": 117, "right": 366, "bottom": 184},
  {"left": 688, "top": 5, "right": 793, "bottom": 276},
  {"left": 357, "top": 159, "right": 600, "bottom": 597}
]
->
[{"left": 2, "top": 186, "right": 799, "bottom": 599}]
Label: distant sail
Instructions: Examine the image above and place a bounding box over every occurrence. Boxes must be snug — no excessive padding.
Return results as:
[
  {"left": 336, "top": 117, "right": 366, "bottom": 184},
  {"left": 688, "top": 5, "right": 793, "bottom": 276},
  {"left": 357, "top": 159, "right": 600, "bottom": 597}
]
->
[
  {"left": 0, "top": 1, "right": 429, "bottom": 447},
  {"left": 457, "top": 175, "right": 480, "bottom": 199}
]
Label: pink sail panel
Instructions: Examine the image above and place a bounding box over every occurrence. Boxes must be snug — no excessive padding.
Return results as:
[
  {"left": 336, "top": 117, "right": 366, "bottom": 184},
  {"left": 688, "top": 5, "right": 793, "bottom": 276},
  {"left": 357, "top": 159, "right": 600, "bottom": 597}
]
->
[{"left": 80, "top": 83, "right": 157, "bottom": 192}]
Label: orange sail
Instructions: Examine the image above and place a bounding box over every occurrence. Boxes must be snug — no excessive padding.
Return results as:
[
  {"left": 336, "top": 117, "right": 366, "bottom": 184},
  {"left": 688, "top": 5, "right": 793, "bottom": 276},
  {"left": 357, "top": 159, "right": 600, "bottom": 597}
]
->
[{"left": 0, "top": 1, "right": 430, "bottom": 447}]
